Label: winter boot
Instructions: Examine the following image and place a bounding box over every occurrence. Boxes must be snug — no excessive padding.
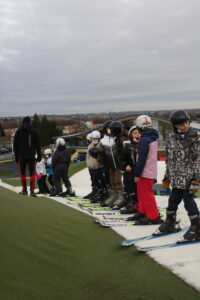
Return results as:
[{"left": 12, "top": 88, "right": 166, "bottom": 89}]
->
[
  {"left": 178, "top": 215, "right": 200, "bottom": 243},
  {"left": 153, "top": 211, "right": 180, "bottom": 235},
  {"left": 30, "top": 191, "right": 37, "bottom": 197},
  {"left": 104, "top": 190, "right": 118, "bottom": 207},
  {"left": 112, "top": 191, "right": 129, "bottom": 209},
  {"left": 62, "top": 187, "right": 76, "bottom": 197},
  {"left": 19, "top": 190, "right": 28, "bottom": 195}
]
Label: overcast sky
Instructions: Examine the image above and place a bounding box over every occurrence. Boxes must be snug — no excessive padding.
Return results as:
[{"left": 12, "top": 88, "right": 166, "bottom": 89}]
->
[{"left": 0, "top": 0, "right": 199, "bottom": 116}]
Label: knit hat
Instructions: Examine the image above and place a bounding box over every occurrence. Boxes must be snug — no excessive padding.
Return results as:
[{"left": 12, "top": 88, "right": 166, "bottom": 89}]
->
[{"left": 22, "top": 116, "right": 31, "bottom": 124}]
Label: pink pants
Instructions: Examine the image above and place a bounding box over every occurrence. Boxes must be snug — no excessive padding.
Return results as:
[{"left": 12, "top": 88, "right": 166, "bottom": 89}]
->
[{"left": 137, "top": 177, "right": 159, "bottom": 220}]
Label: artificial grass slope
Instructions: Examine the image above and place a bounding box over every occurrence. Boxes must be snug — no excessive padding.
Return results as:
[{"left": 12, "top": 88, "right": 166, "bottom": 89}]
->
[{"left": 0, "top": 187, "right": 199, "bottom": 300}]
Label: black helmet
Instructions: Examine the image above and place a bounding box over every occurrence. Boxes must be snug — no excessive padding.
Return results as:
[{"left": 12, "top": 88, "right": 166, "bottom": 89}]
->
[
  {"left": 110, "top": 121, "right": 124, "bottom": 136},
  {"left": 170, "top": 110, "right": 191, "bottom": 133},
  {"left": 170, "top": 110, "right": 191, "bottom": 126},
  {"left": 103, "top": 120, "right": 112, "bottom": 135}
]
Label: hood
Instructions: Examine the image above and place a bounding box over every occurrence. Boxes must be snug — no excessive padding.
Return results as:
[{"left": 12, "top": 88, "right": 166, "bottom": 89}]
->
[
  {"left": 57, "top": 145, "right": 66, "bottom": 151},
  {"left": 141, "top": 128, "right": 159, "bottom": 141},
  {"left": 21, "top": 123, "right": 33, "bottom": 134}
]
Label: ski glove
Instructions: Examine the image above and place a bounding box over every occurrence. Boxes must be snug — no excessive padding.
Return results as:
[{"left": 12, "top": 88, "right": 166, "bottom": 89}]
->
[
  {"left": 89, "top": 147, "right": 99, "bottom": 159},
  {"left": 162, "top": 177, "right": 170, "bottom": 189},
  {"left": 189, "top": 180, "right": 200, "bottom": 194}
]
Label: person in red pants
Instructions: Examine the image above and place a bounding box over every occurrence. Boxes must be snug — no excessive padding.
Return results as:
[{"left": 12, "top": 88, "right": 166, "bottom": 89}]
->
[
  {"left": 127, "top": 115, "right": 161, "bottom": 224},
  {"left": 13, "top": 116, "right": 41, "bottom": 197}
]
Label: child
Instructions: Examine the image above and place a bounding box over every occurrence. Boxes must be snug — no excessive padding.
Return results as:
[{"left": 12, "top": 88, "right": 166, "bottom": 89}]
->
[
  {"left": 101, "top": 121, "right": 127, "bottom": 208},
  {"left": 120, "top": 126, "right": 141, "bottom": 213},
  {"left": 84, "top": 132, "right": 96, "bottom": 199},
  {"left": 155, "top": 110, "right": 200, "bottom": 242},
  {"left": 85, "top": 130, "right": 106, "bottom": 202},
  {"left": 128, "top": 115, "right": 160, "bottom": 225},
  {"left": 36, "top": 158, "right": 49, "bottom": 194},
  {"left": 44, "top": 148, "right": 54, "bottom": 191},
  {"left": 50, "top": 138, "right": 74, "bottom": 197}
]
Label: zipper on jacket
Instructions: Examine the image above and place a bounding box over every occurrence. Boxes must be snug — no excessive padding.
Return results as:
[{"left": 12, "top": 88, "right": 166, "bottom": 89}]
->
[
  {"left": 28, "top": 134, "right": 32, "bottom": 148},
  {"left": 110, "top": 137, "right": 117, "bottom": 170}
]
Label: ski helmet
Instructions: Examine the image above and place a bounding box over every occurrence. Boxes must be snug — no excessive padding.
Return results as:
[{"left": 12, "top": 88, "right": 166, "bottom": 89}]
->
[
  {"left": 86, "top": 133, "right": 92, "bottom": 142},
  {"left": 128, "top": 125, "right": 137, "bottom": 137},
  {"left": 90, "top": 130, "right": 101, "bottom": 139},
  {"left": 103, "top": 120, "right": 112, "bottom": 135},
  {"left": 44, "top": 148, "right": 52, "bottom": 155},
  {"left": 56, "top": 137, "right": 65, "bottom": 147},
  {"left": 110, "top": 121, "right": 124, "bottom": 136},
  {"left": 135, "top": 115, "right": 152, "bottom": 129},
  {"left": 170, "top": 110, "right": 191, "bottom": 126}
]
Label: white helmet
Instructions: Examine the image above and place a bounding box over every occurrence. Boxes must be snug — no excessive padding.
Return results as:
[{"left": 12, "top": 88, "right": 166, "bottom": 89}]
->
[
  {"left": 135, "top": 115, "right": 152, "bottom": 129},
  {"left": 86, "top": 133, "right": 92, "bottom": 141},
  {"left": 44, "top": 148, "right": 52, "bottom": 155},
  {"left": 56, "top": 138, "right": 65, "bottom": 147},
  {"left": 91, "top": 130, "right": 101, "bottom": 139},
  {"left": 128, "top": 125, "right": 137, "bottom": 136}
]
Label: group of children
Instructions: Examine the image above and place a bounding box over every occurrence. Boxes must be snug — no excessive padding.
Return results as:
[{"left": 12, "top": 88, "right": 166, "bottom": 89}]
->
[
  {"left": 35, "top": 138, "right": 74, "bottom": 197},
  {"left": 85, "top": 112, "right": 200, "bottom": 242},
  {"left": 85, "top": 115, "right": 161, "bottom": 225}
]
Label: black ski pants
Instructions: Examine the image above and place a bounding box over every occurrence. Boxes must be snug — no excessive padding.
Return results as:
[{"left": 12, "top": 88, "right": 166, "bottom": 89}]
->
[
  {"left": 53, "top": 164, "right": 71, "bottom": 194},
  {"left": 18, "top": 157, "right": 36, "bottom": 192},
  {"left": 37, "top": 175, "right": 49, "bottom": 194},
  {"left": 167, "top": 188, "right": 199, "bottom": 217}
]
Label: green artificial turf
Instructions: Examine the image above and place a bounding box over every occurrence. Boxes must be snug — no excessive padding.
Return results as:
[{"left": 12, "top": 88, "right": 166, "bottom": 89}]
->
[
  {"left": 0, "top": 187, "right": 199, "bottom": 300},
  {"left": 0, "top": 169, "right": 12, "bottom": 177},
  {"left": 1, "top": 161, "right": 86, "bottom": 187}
]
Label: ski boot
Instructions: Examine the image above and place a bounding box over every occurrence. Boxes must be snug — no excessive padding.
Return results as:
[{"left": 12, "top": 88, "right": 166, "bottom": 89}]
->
[
  {"left": 62, "top": 188, "right": 76, "bottom": 197},
  {"left": 120, "top": 192, "right": 138, "bottom": 213},
  {"left": 49, "top": 191, "right": 62, "bottom": 197},
  {"left": 120, "top": 201, "right": 138, "bottom": 214},
  {"left": 112, "top": 191, "right": 129, "bottom": 209},
  {"left": 100, "top": 189, "right": 111, "bottom": 206},
  {"left": 134, "top": 215, "right": 162, "bottom": 225},
  {"left": 90, "top": 189, "right": 104, "bottom": 203},
  {"left": 84, "top": 187, "right": 97, "bottom": 199},
  {"left": 177, "top": 215, "right": 200, "bottom": 243},
  {"left": 104, "top": 190, "right": 118, "bottom": 207},
  {"left": 126, "top": 212, "right": 144, "bottom": 222},
  {"left": 153, "top": 211, "right": 180, "bottom": 235}
]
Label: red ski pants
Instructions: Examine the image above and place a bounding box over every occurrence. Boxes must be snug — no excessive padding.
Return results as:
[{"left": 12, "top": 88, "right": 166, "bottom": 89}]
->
[{"left": 137, "top": 177, "right": 159, "bottom": 220}]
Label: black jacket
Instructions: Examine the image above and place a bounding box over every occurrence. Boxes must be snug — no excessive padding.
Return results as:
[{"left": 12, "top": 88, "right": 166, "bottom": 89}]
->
[
  {"left": 52, "top": 145, "right": 71, "bottom": 169},
  {"left": 13, "top": 124, "right": 41, "bottom": 161},
  {"left": 121, "top": 141, "right": 138, "bottom": 171}
]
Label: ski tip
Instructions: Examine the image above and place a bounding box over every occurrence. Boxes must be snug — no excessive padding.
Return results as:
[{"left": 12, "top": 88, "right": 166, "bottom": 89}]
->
[
  {"left": 136, "top": 247, "right": 148, "bottom": 252},
  {"left": 120, "top": 241, "right": 133, "bottom": 247}
]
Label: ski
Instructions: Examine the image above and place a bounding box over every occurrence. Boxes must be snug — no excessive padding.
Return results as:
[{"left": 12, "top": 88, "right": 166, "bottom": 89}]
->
[
  {"left": 99, "top": 220, "right": 136, "bottom": 227},
  {"left": 102, "top": 215, "right": 130, "bottom": 221},
  {"left": 136, "top": 238, "right": 200, "bottom": 252},
  {"left": 90, "top": 211, "right": 122, "bottom": 216},
  {"left": 87, "top": 207, "right": 120, "bottom": 213},
  {"left": 78, "top": 203, "right": 101, "bottom": 209},
  {"left": 120, "top": 227, "right": 188, "bottom": 247}
]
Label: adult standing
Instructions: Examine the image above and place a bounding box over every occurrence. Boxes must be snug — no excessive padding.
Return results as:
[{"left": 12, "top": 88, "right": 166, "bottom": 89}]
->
[{"left": 13, "top": 116, "right": 41, "bottom": 196}]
